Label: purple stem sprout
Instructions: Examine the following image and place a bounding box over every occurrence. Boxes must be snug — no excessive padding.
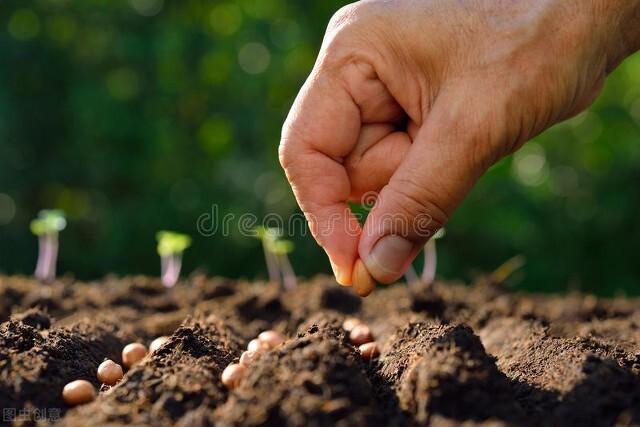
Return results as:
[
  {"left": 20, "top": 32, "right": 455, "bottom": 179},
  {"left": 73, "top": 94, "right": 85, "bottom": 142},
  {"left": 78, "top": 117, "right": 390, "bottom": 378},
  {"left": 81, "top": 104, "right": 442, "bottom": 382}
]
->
[
  {"left": 156, "top": 231, "right": 192, "bottom": 288},
  {"left": 421, "top": 239, "right": 438, "bottom": 284},
  {"left": 405, "top": 228, "right": 445, "bottom": 289},
  {"left": 261, "top": 237, "right": 280, "bottom": 284},
  {"left": 253, "top": 227, "right": 297, "bottom": 290},
  {"left": 30, "top": 210, "right": 66, "bottom": 283},
  {"left": 275, "top": 242, "right": 297, "bottom": 290}
]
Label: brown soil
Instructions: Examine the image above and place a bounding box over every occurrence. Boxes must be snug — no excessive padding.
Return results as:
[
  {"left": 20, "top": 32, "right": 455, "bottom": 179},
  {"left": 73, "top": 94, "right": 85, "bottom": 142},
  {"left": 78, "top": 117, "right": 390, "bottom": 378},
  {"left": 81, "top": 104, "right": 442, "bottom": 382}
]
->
[{"left": 0, "top": 274, "right": 639, "bottom": 426}]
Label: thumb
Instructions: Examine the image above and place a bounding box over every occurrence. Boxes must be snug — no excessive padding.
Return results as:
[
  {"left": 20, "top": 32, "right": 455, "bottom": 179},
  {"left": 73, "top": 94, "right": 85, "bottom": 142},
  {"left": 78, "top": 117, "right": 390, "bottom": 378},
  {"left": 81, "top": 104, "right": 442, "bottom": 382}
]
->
[{"left": 358, "top": 94, "right": 494, "bottom": 283}]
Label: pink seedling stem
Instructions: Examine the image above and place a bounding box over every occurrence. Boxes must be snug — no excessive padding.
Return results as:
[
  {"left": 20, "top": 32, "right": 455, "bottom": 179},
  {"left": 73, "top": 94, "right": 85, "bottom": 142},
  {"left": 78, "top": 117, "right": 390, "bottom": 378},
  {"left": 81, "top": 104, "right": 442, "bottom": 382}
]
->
[
  {"left": 253, "top": 227, "right": 297, "bottom": 290},
  {"left": 156, "top": 231, "right": 192, "bottom": 288},
  {"left": 35, "top": 234, "right": 59, "bottom": 283},
  {"left": 261, "top": 239, "right": 280, "bottom": 284},
  {"left": 406, "top": 229, "right": 445, "bottom": 290},
  {"left": 421, "top": 239, "right": 437, "bottom": 285},
  {"left": 160, "top": 253, "right": 182, "bottom": 288},
  {"left": 30, "top": 210, "right": 66, "bottom": 283},
  {"left": 404, "top": 264, "right": 420, "bottom": 287},
  {"left": 278, "top": 252, "right": 297, "bottom": 290}
]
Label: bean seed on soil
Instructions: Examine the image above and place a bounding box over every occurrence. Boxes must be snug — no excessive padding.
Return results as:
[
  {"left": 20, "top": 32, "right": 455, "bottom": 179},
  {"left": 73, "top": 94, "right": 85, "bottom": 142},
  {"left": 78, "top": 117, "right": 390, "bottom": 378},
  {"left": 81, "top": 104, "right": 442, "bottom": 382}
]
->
[
  {"left": 221, "top": 363, "right": 246, "bottom": 390},
  {"left": 122, "top": 343, "right": 148, "bottom": 368},
  {"left": 258, "top": 330, "right": 285, "bottom": 349},
  {"left": 97, "top": 359, "right": 124, "bottom": 386},
  {"left": 149, "top": 336, "right": 169, "bottom": 353},
  {"left": 358, "top": 342, "right": 379, "bottom": 360},
  {"left": 62, "top": 380, "right": 96, "bottom": 406},
  {"left": 349, "top": 324, "right": 373, "bottom": 346},
  {"left": 342, "top": 317, "right": 361, "bottom": 332},
  {"left": 352, "top": 259, "right": 376, "bottom": 297},
  {"left": 247, "top": 338, "right": 266, "bottom": 352},
  {"left": 239, "top": 350, "right": 259, "bottom": 366}
]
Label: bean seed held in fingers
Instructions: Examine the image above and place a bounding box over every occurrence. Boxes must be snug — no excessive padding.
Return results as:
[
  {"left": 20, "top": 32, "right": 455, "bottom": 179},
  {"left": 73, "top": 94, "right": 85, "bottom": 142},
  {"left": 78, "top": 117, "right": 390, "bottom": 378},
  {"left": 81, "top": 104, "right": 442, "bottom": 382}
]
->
[
  {"left": 349, "top": 324, "right": 373, "bottom": 346},
  {"left": 122, "top": 343, "right": 148, "bottom": 368},
  {"left": 342, "top": 317, "right": 361, "bottom": 332},
  {"left": 221, "top": 363, "right": 246, "bottom": 389},
  {"left": 258, "top": 330, "right": 285, "bottom": 349},
  {"left": 149, "top": 336, "right": 170, "bottom": 353},
  {"left": 359, "top": 342, "right": 380, "bottom": 360},
  {"left": 352, "top": 259, "right": 376, "bottom": 297},
  {"left": 239, "top": 350, "right": 259, "bottom": 366},
  {"left": 62, "top": 380, "right": 96, "bottom": 406},
  {"left": 97, "top": 359, "right": 124, "bottom": 386}
]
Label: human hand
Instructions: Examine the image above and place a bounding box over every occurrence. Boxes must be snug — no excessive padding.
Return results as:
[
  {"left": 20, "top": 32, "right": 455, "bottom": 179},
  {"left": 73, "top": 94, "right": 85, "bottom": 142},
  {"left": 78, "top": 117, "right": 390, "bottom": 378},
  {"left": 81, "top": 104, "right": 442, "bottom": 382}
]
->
[{"left": 279, "top": 0, "right": 640, "bottom": 286}]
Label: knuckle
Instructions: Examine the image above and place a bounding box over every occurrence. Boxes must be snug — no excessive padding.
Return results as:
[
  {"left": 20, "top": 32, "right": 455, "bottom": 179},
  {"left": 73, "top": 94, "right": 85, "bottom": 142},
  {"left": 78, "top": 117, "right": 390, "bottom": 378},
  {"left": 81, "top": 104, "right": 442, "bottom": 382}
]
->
[
  {"left": 324, "top": 2, "right": 378, "bottom": 61},
  {"left": 327, "top": 3, "right": 369, "bottom": 34}
]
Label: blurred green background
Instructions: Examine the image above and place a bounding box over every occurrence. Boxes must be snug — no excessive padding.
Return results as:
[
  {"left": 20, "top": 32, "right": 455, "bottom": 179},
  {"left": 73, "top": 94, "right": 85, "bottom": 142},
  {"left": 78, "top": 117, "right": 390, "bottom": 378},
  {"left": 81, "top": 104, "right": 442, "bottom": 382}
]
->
[{"left": 1, "top": 0, "right": 639, "bottom": 296}]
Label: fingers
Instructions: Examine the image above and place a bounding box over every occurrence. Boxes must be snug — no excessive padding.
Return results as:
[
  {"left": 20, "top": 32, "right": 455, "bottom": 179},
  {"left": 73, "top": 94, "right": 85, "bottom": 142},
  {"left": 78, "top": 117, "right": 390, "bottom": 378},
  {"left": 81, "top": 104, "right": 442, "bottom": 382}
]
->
[
  {"left": 279, "top": 71, "right": 362, "bottom": 285},
  {"left": 359, "top": 90, "right": 492, "bottom": 283},
  {"left": 345, "top": 123, "right": 412, "bottom": 200}
]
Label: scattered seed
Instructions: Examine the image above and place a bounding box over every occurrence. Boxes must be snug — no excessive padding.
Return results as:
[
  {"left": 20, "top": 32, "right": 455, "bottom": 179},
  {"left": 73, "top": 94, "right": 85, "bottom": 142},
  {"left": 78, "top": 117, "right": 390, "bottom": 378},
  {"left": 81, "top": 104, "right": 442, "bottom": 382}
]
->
[
  {"left": 149, "top": 336, "right": 170, "bottom": 353},
  {"left": 359, "top": 342, "right": 379, "bottom": 360},
  {"left": 62, "top": 380, "right": 96, "bottom": 406},
  {"left": 352, "top": 259, "right": 376, "bottom": 297},
  {"left": 247, "top": 338, "right": 266, "bottom": 353},
  {"left": 97, "top": 359, "right": 124, "bottom": 386},
  {"left": 349, "top": 324, "right": 373, "bottom": 346},
  {"left": 239, "top": 350, "right": 259, "bottom": 366},
  {"left": 221, "top": 363, "right": 246, "bottom": 390},
  {"left": 122, "top": 343, "right": 148, "bottom": 368},
  {"left": 342, "top": 317, "right": 361, "bottom": 332},
  {"left": 258, "top": 330, "right": 285, "bottom": 349}
]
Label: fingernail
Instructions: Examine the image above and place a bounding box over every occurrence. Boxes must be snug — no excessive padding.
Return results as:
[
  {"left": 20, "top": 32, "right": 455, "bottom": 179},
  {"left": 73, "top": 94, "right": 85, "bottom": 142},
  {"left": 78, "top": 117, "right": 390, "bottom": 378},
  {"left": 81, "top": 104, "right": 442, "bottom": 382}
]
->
[
  {"left": 364, "top": 235, "right": 413, "bottom": 284},
  {"left": 329, "top": 258, "right": 350, "bottom": 286}
]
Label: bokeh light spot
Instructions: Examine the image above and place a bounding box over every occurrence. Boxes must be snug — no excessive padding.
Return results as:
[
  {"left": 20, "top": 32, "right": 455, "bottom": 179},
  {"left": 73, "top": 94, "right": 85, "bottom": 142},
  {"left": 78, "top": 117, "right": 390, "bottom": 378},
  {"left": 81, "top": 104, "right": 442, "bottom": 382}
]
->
[
  {"left": 198, "top": 117, "right": 233, "bottom": 157},
  {"left": 8, "top": 9, "right": 40, "bottom": 41},
  {"left": 512, "top": 143, "right": 549, "bottom": 186},
  {"left": 209, "top": 3, "right": 243, "bottom": 36},
  {"left": 241, "top": 0, "right": 283, "bottom": 19},
  {"left": 47, "top": 15, "right": 77, "bottom": 45},
  {"left": 200, "top": 51, "right": 233, "bottom": 85},
  {"left": 130, "top": 0, "right": 164, "bottom": 17},
  {"left": 106, "top": 68, "right": 141, "bottom": 101},
  {"left": 0, "top": 193, "right": 17, "bottom": 226},
  {"left": 569, "top": 111, "right": 603, "bottom": 143},
  {"left": 55, "top": 188, "right": 91, "bottom": 219},
  {"left": 238, "top": 42, "right": 271, "bottom": 75}
]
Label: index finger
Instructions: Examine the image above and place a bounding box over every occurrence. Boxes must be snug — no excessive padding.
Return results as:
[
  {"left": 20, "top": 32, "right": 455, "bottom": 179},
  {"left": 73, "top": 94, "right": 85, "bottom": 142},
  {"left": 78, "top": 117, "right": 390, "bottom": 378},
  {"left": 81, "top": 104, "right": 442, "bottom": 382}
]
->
[{"left": 279, "top": 70, "right": 362, "bottom": 285}]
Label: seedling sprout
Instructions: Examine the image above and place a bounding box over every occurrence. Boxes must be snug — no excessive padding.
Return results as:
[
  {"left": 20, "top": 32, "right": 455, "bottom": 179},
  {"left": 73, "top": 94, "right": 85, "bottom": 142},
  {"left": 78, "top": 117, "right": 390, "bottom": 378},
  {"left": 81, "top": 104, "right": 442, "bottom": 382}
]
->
[
  {"left": 156, "top": 231, "right": 192, "bottom": 288},
  {"left": 272, "top": 239, "right": 297, "bottom": 290},
  {"left": 252, "top": 226, "right": 297, "bottom": 290},
  {"left": 405, "top": 228, "right": 446, "bottom": 289},
  {"left": 487, "top": 255, "right": 526, "bottom": 285},
  {"left": 30, "top": 209, "right": 67, "bottom": 283}
]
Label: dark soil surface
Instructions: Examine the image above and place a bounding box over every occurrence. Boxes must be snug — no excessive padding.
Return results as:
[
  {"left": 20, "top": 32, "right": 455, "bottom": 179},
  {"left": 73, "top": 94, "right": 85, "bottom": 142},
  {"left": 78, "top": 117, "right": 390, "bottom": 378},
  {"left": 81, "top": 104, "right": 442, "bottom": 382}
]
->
[{"left": 1, "top": 274, "right": 639, "bottom": 426}]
